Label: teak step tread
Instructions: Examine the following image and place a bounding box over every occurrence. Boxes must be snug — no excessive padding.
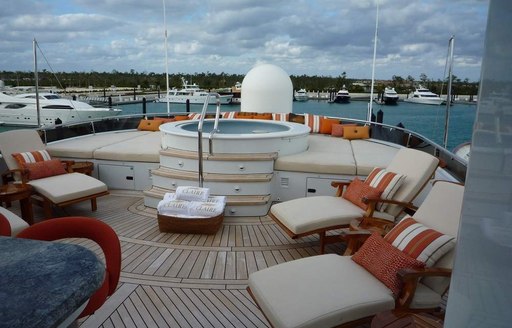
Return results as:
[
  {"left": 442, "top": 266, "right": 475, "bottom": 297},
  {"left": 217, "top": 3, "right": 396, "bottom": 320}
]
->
[
  {"left": 152, "top": 167, "right": 273, "bottom": 182},
  {"left": 144, "top": 186, "right": 271, "bottom": 205},
  {"left": 160, "top": 148, "right": 278, "bottom": 161}
]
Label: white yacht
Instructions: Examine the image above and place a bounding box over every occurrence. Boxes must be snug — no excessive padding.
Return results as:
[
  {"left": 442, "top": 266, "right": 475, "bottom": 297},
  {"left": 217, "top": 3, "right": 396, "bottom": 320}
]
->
[
  {"left": 0, "top": 92, "right": 121, "bottom": 126},
  {"left": 294, "top": 89, "right": 309, "bottom": 101},
  {"left": 157, "top": 77, "right": 233, "bottom": 105},
  {"left": 403, "top": 85, "right": 444, "bottom": 105},
  {"left": 332, "top": 85, "right": 351, "bottom": 103},
  {"left": 381, "top": 87, "right": 399, "bottom": 105}
]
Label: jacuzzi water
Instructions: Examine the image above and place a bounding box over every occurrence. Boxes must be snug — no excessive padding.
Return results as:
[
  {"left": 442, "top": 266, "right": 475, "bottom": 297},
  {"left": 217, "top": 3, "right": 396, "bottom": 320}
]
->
[
  {"left": 160, "top": 119, "right": 310, "bottom": 155},
  {"left": 181, "top": 120, "right": 290, "bottom": 134}
]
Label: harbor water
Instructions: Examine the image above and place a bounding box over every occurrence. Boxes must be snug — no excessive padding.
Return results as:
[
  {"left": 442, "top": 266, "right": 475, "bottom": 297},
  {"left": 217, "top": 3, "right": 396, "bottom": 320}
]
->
[{"left": 119, "top": 99, "right": 476, "bottom": 151}]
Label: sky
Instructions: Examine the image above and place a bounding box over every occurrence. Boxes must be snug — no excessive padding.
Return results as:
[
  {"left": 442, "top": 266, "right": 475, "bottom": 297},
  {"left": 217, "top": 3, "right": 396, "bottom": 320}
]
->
[{"left": 0, "top": 0, "right": 489, "bottom": 82}]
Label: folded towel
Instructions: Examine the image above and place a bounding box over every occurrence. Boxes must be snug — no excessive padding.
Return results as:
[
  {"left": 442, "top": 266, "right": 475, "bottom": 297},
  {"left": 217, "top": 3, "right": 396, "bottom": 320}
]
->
[
  {"left": 163, "top": 192, "right": 177, "bottom": 201},
  {"left": 175, "top": 186, "right": 210, "bottom": 202},
  {"left": 157, "top": 199, "right": 191, "bottom": 216},
  {"left": 188, "top": 201, "right": 225, "bottom": 217}
]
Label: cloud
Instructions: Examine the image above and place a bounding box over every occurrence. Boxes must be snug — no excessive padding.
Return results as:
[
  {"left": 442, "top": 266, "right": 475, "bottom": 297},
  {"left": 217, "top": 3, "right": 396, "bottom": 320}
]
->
[{"left": 0, "top": 0, "right": 489, "bottom": 81}]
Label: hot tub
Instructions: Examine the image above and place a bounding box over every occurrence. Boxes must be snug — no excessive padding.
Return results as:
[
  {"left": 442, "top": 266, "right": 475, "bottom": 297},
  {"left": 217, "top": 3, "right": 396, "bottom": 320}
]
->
[{"left": 161, "top": 119, "right": 310, "bottom": 155}]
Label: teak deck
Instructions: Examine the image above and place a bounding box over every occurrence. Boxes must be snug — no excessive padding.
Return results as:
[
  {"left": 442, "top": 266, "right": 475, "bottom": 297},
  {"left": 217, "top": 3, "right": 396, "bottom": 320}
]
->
[{"left": 11, "top": 190, "right": 347, "bottom": 328}]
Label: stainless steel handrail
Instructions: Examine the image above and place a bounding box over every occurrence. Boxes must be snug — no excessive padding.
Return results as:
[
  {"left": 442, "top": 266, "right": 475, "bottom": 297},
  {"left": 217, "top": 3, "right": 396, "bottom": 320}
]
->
[
  {"left": 208, "top": 94, "right": 222, "bottom": 155},
  {"left": 197, "top": 93, "right": 221, "bottom": 187}
]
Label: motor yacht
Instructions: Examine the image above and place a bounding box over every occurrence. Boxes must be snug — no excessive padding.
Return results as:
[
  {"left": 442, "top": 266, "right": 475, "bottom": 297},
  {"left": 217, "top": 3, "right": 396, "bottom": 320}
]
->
[
  {"left": 0, "top": 92, "right": 121, "bottom": 126},
  {"left": 332, "top": 85, "right": 351, "bottom": 103},
  {"left": 294, "top": 88, "right": 309, "bottom": 101},
  {"left": 381, "top": 86, "right": 399, "bottom": 105},
  {"left": 403, "top": 85, "right": 444, "bottom": 105},
  {"left": 157, "top": 77, "right": 233, "bottom": 105}
]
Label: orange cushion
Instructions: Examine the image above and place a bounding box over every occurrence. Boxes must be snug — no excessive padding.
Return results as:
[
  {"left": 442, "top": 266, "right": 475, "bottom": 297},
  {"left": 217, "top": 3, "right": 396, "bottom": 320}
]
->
[
  {"left": 137, "top": 119, "right": 162, "bottom": 131},
  {"left": 342, "top": 177, "right": 383, "bottom": 210},
  {"left": 319, "top": 118, "right": 340, "bottom": 134},
  {"left": 234, "top": 112, "right": 255, "bottom": 119},
  {"left": 352, "top": 232, "right": 426, "bottom": 297},
  {"left": 384, "top": 216, "right": 456, "bottom": 267},
  {"left": 253, "top": 113, "right": 273, "bottom": 120},
  {"left": 25, "top": 158, "right": 67, "bottom": 180},
  {"left": 331, "top": 123, "right": 357, "bottom": 137},
  {"left": 173, "top": 115, "right": 190, "bottom": 121},
  {"left": 12, "top": 150, "right": 52, "bottom": 169},
  {"left": 153, "top": 117, "right": 176, "bottom": 123},
  {"left": 289, "top": 113, "right": 305, "bottom": 124},
  {"left": 342, "top": 125, "right": 370, "bottom": 140}
]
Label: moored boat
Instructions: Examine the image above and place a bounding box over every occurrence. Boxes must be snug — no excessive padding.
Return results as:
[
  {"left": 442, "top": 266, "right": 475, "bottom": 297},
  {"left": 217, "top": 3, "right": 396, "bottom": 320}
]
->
[
  {"left": 403, "top": 85, "right": 444, "bottom": 105},
  {"left": 157, "top": 77, "right": 233, "bottom": 105},
  {"left": 380, "top": 86, "right": 399, "bottom": 105},
  {"left": 294, "top": 88, "right": 309, "bottom": 101},
  {"left": 0, "top": 91, "right": 121, "bottom": 126},
  {"left": 331, "top": 85, "right": 351, "bottom": 103}
]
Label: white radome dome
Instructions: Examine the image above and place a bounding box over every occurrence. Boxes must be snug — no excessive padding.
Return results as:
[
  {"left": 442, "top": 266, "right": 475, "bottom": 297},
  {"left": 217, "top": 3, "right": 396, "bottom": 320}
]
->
[{"left": 241, "top": 64, "right": 293, "bottom": 113}]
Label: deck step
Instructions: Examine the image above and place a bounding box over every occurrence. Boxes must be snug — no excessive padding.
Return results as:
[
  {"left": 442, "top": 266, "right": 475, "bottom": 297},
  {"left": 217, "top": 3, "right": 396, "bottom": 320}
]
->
[
  {"left": 151, "top": 166, "right": 273, "bottom": 182},
  {"left": 160, "top": 148, "right": 278, "bottom": 161},
  {"left": 144, "top": 186, "right": 271, "bottom": 206}
]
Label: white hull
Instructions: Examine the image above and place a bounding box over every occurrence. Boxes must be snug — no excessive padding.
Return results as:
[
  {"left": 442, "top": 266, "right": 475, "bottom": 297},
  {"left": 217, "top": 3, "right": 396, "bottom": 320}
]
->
[
  {"left": 403, "top": 97, "right": 444, "bottom": 105},
  {"left": 157, "top": 94, "right": 232, "bottom": 105},
  {"left": 0, "top": 92, "right": 121, "bottom": 126}
]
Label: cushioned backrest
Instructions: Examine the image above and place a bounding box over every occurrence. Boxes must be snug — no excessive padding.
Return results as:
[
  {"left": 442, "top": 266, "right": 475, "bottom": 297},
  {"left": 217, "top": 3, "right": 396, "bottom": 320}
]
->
[
  {"left": 384, "top": 148, "right": 439, "bottom": 217},
  {"left": 0, "top": 129, "right": 46, "bottom": 170},
  {"left": 414, "top": 181, "right": 464, "bottom": 295}
]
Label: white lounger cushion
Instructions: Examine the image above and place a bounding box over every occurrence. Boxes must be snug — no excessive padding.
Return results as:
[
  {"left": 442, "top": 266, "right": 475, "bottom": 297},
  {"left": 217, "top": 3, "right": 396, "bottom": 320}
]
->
[
  {"left": 29, "top": 173, "right": 108, "bottom": 204},
  {"left": 271, "top": 196, "right": 394, "bottom": 235},
  {"left": 93, "top": 131, "right": 162, "bottom": 162},
  {"left": 249, "top": 254, "right": 395, "bottom": 328},
  {"left": 0, "top": 207, "right": 29, "bottom": 236}
]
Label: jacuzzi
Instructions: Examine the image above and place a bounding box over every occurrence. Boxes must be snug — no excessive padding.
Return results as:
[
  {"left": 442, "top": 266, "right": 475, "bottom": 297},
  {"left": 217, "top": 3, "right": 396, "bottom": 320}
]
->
[{"left": 160, "top": 119, "right": 310, "bottom": 155}]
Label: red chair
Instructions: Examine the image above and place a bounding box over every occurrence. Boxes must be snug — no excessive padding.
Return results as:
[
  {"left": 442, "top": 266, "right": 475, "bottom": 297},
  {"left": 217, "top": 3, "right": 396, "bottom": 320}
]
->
[
  {"left": 17, "top": 216, "right": 121, "bottom": 318},
  {"left": 0, "top": 213, "right": 11, "bottom": 236}
]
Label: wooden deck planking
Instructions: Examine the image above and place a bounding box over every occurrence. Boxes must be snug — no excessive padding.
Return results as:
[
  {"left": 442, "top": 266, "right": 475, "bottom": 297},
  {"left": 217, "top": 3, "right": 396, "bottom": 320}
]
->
[{"left": 9, "top": 191, "right": 355, "bottom": 328}]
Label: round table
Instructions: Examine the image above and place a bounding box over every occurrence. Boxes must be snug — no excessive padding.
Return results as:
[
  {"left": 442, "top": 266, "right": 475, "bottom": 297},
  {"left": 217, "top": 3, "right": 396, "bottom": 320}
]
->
[{"left": 0, "top": 184, "right": 33, "bottom": 225}]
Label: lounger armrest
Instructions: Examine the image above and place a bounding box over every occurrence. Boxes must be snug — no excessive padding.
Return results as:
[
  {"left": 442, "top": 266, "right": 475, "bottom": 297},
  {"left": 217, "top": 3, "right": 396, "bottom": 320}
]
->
[
  {"left": 341, "top": 230, "right": 372, "bottom": 255},
  {"left": 331, "top": 180, "right": 352, "bottom": 197},
  {"left": 396, "top": 267, "right": 452, "bottom": 309},
  {"left": 352, "top": 217, "right": 395, "bottom": 234},
  {"left": 2, "top": 168, "right": 30, "bottom": 184},
  {"left": 60, "top": 160, "right": 76, "bottom": 173}
]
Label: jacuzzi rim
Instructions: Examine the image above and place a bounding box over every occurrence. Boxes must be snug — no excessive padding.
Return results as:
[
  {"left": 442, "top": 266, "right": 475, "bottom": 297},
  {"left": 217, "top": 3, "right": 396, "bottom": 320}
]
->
[{"left": 160, "top": 118, "right": 311, "bottom": 139}]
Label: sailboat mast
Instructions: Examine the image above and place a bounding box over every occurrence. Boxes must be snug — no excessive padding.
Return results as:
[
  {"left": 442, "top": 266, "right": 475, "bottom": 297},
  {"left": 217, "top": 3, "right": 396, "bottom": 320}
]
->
[
  {"left": 443, "top": 36, "right": 455, "bottom": 148},
  {"left": 33, "top": 38, "right": 41, "bottom": 127},
  {"left": 163, "top": 0, "right": 170, "bottom": 114},
  {"left": 368, "top": 0, "right": 379, "bottom": 121}
]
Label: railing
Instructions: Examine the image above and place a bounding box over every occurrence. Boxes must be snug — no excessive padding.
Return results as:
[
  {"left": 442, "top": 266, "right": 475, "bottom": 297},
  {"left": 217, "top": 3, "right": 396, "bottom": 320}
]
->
[{"left": 197, "top": 93, "right": 222, "bottom": 187}]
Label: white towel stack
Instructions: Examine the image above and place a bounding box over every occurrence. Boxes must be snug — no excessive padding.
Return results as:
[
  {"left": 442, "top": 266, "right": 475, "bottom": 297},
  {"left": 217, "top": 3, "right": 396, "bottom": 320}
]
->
[{"left": 157, "top": 187, "right": 226, "bottom": 218}]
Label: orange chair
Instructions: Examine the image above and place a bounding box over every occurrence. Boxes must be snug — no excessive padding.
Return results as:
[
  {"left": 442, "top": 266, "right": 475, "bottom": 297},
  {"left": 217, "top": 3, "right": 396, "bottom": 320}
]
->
[{"left": 16, "top": 217, "right": 121, "bottom": 318}]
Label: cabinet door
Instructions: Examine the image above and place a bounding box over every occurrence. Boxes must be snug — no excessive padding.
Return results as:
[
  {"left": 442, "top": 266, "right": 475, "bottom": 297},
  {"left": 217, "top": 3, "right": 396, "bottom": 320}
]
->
[
  {"left": 98, "top": 164, "right": 135, "bottom": 190},
  {"left": 306, "top": 177, "right": 346, "bottom": 197}
]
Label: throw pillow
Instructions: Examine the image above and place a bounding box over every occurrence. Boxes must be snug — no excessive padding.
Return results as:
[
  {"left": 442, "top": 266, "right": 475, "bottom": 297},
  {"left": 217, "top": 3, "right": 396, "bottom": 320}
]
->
[
  {"left": 352, "top": 232, "right": 426, "bottom": 297},
  {"left": 137, "top": 119, "right": 162, "bottom": 131},
  {"left": 304, "top": 114, "right": 322, "bottom": 133},
  {"left": 12, "top": 150, "right": 52, "bottom": 169},
  {"left": 24, "top": 158, "right": 67, "bottom": 180},
  {"left": 384, "top": 216, "right": 456, "bottom": 267},
  {"left": 272, "top": 113, "right": 289, "bottom": 121},
  {"left": 365, "top": 168, "right": 406, "bottom": 212},
  {"left": 173, "top": 115, "right": 190, "bottom": 121},
  {"left": 342, "top": 177, "right": 383, "bottom": 210},
  {"left": 331, "top": 123, "right": 357, "bottom": 137},
  {"left": 253, "top": 113, "right": 273, "bottom": 120},
  {"left": 289, "top": 113, "right": 305, "bottom": 124},
  {"left": 222, "top": 111, "right": 236, "bottom": 119},
  {"left": 319, "top": 118, "right": 340, "bottom": 134},
  {"left": 342, "top": 125, "right": 370, "bottom": 140},
  {"left": 153, "top": 117, "right": 176, "bottom": 123}
]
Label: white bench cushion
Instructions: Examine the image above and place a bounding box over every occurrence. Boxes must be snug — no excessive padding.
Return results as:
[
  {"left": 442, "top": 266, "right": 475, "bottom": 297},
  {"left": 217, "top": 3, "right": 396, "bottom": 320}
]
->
[
  {"left": 249, "top": 254, "right": 395, "bottom": 328},
  {"left": 93, "top": 132, "right": 162, "bottom": 162},
  {"left": 351, "top": 139, "right": 399, "bottom": 175},
  {"left": 47, "top": 131, "right": 151, "bottom": 159}
]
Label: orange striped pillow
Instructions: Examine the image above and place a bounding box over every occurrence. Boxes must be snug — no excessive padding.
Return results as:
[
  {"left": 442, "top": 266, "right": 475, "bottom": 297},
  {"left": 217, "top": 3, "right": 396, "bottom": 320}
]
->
[
  {"left": 364, "top": 167, "right": 406, "bottom": 212},
  {"left": 12, "top": 150, "right": 52, "bottom": 169},
  {"left": 272, "top": 113, "right": 289, "bottom": 121},
  {"left": 384, "top": 216, "right": 455, "bottom": 267},
  {"left": 304, "top": 114, "right": 322, "bottom": 133}
]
